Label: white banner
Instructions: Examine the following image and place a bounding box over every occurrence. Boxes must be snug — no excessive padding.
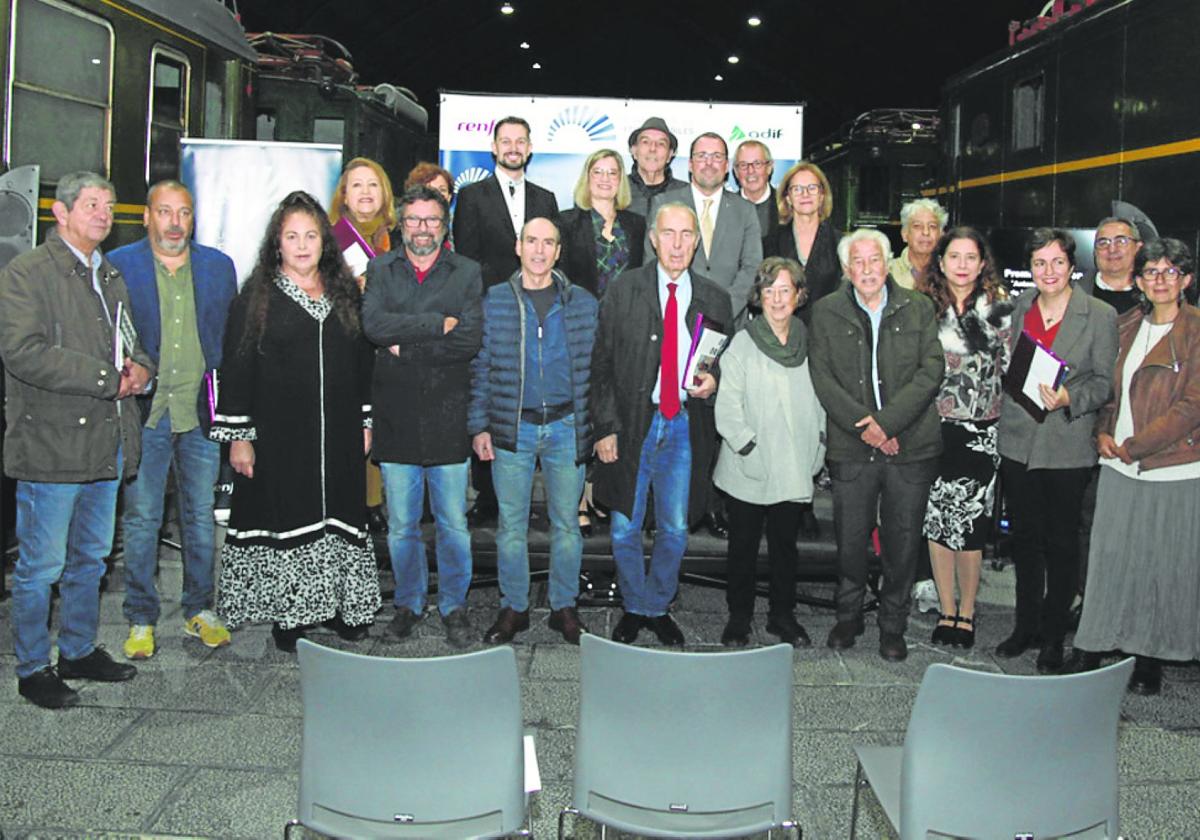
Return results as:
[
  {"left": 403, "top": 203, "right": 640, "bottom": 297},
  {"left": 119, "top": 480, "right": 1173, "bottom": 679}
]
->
[
  {"left": 181, "top": 139, "right": 343, "bottom": 286},
  {"left": 438, "top": 92, "right": 804, "bottom": 210}
]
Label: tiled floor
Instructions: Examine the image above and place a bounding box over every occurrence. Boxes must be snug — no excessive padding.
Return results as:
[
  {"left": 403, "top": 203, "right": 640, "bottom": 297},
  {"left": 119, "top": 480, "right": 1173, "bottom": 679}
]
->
[{"left": 1, "top": 515, "right": 1197, "bottom": 839}]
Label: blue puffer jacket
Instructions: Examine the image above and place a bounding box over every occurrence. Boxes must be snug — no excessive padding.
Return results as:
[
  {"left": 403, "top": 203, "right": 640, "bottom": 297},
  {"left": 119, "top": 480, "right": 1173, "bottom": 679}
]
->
[{"left": 469, "top": 269, "right": 598, "bottom": 463}]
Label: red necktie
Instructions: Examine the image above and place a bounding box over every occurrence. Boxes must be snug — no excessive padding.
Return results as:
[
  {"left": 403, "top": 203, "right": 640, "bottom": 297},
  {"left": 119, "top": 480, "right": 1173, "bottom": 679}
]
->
[{"left": 661, "top": 282, "right": 680, "bottom": 419}]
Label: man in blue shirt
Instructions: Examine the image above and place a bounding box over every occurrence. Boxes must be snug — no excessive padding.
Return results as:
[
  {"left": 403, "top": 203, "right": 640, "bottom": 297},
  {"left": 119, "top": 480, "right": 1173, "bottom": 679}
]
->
[{"left": 470, "top": 217, "right": 598, "bottom": 644}]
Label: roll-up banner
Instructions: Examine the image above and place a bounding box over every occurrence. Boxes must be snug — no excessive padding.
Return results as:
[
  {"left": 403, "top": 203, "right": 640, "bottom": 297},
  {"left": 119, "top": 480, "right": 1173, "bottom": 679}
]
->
[
  {"left": 181, "top": 139, "right": 344, "bottom": 286},
  {"left": 438, "top": 92, "right": 804, "bottom": 209}
]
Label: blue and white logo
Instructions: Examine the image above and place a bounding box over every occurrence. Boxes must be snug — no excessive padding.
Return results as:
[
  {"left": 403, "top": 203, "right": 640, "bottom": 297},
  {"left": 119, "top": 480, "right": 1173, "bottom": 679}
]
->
[
  {"left": 547, "top": 106, "right": 617, "bottom": 144},
  {"left": 453, "top": 166, "right": 492, "bottom": 193}
]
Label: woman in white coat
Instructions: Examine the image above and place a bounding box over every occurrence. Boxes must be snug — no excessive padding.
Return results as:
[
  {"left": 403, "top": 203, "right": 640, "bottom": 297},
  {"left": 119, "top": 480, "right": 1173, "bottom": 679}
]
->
[{"left": 715, "top": 257, "right": 826, "bottom": 647}]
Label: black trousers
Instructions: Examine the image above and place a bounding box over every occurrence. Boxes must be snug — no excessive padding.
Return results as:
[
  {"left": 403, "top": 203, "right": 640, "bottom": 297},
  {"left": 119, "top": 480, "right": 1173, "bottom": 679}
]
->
[
  {"left": 830, "top": 457, "right": 937, "bottom": 633},
  {"left": 725, "top": 496, "right": 802, "bottom": 617},
  {"left": 999, "top": 458, "right": 1091, "bottom": 643}
]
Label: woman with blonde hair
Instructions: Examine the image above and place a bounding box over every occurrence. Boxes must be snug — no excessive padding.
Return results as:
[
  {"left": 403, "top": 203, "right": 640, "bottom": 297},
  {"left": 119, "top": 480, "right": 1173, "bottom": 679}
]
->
[{"left": 763, "top": 161, "right": 841, "bottom": 320}]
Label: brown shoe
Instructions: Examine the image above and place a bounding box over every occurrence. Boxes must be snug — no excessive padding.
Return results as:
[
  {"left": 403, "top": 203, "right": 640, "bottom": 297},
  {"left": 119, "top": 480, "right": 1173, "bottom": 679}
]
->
[
  {"left": 482, "top": 607, "right": 530, "bottom": 645},
  {"left": 548, "top": 607, "right": 588, "bottom": 644}
]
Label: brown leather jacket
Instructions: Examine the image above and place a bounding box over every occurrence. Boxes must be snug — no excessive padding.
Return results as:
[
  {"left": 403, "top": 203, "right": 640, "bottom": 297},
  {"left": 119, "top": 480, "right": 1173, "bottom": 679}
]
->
[{"left": 1096, "top": 304, "right": 1200, "bottom": 471}]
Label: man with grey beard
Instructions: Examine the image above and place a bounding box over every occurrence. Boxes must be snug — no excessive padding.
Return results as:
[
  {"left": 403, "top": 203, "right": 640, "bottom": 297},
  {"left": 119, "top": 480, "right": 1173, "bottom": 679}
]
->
[{"left": 363, "top": 185, "right": 483, "bottom": 649}]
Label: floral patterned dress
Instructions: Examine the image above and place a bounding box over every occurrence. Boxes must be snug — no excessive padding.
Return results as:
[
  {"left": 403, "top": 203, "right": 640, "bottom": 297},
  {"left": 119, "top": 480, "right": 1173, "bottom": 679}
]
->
[{"left": 922, "top": 295, "right": 1012, "bottom": 550}]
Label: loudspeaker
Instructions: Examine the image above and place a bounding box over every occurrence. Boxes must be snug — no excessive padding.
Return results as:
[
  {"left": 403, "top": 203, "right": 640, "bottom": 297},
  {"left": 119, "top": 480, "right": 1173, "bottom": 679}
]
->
[{"left": 0, "top": 164, "right": 39, "bottom": 273}]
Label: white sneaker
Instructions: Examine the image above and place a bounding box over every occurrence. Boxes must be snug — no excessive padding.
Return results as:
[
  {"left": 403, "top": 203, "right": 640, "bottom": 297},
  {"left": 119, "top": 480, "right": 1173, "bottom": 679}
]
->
[{"left": 912, "top": 579, "right": 939, "bottom": 615}]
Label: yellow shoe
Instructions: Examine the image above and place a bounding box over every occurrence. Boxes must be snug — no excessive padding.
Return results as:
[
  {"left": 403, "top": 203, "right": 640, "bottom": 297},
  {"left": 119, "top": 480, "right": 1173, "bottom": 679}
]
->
[
  {"left": 124, "top": 625, "right": 155, "bottom": 660},
  {"left": 184, "top": 610, "right": 232, "bottom": 648}
]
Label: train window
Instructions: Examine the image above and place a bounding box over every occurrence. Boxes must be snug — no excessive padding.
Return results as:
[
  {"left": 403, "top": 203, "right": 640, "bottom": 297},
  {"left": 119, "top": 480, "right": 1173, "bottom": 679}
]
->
[
  {"left": 256, "top": 110, "right": 277, "bottom": 141},
  {"left": 1011, "top": 74, "right": 1044, "bottom": 151},
  {"left": 6, "top": 0, "right": 113, "bottom": 179},
  {"left": 147, "top": 47, "right": 190, "bottom": 184},
  {"left": 313, "top": 118, "right": 344, "bottom": 144},
  {"left": 857, "top": 164, "right": 890, "bottom": 218}
]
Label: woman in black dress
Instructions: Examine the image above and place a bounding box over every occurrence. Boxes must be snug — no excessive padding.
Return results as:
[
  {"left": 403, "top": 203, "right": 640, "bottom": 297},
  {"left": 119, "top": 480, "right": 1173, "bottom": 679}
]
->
[
  {"left": 920, "top": 227, "right": 1011, "bottom": 648},
  {"left": 212, "top": 191, "right": 380, "bottom": 652},
  {"left": 763, "top": 161, "right": 841, "bottom": 322}
]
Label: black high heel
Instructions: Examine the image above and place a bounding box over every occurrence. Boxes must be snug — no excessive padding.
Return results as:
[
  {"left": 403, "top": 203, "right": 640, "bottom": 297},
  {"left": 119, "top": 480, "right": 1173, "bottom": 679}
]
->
[
  {"left": 578, "top": 509, "right": 594, "bottom": 537},
  {"left": 953, "top": 615, "right": 975, "bottom": 649},
  {"left": 931, "top": 613, "right": 957, "bottom": 645}
]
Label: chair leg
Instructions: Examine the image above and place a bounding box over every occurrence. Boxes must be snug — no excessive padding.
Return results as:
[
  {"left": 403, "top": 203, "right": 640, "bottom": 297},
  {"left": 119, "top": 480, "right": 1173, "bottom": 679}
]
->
[
  {"left": 848, "top": 760, "right": 864, "bottom": 839},
  {"left": 283, "top": 818, "right": 300, "bottom": 840},
  {"left": 557, "top": 805, "right": 579, "bottom": 840}
]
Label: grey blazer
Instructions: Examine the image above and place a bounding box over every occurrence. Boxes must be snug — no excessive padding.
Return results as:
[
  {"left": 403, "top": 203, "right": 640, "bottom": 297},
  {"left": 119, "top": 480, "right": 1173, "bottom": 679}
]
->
[
  {"left": 644, "top": 185, "right": 763, "bottom": 323},
  {"left": 997, "top": 284, "right": 1119, "bottom": 469}
]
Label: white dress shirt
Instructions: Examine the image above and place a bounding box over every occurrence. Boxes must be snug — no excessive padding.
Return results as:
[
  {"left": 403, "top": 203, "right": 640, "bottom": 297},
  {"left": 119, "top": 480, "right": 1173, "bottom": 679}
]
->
[{"left": 496, "top": 168, "right": 526, "bottom": 237}]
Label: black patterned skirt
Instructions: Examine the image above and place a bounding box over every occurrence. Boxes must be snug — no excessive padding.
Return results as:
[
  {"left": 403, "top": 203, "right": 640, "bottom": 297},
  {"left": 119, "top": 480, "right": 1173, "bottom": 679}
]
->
[{"left": 922, "top": 419, "right": 999, "bottom": 551}]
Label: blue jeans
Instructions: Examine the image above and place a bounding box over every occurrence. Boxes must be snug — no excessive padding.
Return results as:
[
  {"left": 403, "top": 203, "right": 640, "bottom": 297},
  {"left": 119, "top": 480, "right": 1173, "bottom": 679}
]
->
[
  {"left": 610, "top": 411, "right": 691, "bottom": 616},
  {"left": 492, "top": 416, "right": 585, "bottom": 612},
  {"left": 122, "top": 415, "right": 220, "bottom": 625},
  {"left": 12, "top": 448, "right": 123, "bottom": 678},
  {"left": 381, "top": 459, "right": 472, "bottom": 615}
]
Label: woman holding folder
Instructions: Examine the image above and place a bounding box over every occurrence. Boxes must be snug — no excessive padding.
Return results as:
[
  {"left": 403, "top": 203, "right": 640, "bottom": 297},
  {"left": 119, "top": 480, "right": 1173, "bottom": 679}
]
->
[
  {"left": 328, "top": 157, "right": 397, "bottom": 535},
  {"left": 1070, "top": 239, "right": 1200, "bottom": 695},
  {"left": 995, "top": 228, "right": 1118, "bottom": 673}
]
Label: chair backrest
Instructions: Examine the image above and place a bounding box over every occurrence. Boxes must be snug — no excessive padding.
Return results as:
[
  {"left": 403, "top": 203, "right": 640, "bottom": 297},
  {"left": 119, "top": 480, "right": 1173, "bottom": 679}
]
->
[
  {"left": 295, "top": 640, "right": 525, "bottom": 839},
  {"left": 900, "top": 658, "right": 1134, "bottom": 840},
  {"left": 574, "top": 635, "right": 794, "bottom": 838}
]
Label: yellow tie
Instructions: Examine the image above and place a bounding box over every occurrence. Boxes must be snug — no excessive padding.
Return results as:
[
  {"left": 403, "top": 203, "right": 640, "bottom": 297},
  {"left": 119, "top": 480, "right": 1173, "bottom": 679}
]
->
[{"left": 700, "top": 198, "right": 714, "bottom": 260}]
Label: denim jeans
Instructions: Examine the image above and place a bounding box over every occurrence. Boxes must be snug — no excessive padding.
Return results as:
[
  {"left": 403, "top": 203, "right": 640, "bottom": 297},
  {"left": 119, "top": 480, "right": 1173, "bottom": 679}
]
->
[
  {"left": 609, "top": 411, "right": 691, "bottom": 616},
  {"left": 122, "top": 415, "right": 220, "bottom": 625},
  {"left": 492, "top": 416, "right": 585, "bottom": 612},
  {"left": 12, "top": 448, "right": 123, "bottom": 678},
  {"left": 381, "top": 459, "right": 472, "bottom": 615}
]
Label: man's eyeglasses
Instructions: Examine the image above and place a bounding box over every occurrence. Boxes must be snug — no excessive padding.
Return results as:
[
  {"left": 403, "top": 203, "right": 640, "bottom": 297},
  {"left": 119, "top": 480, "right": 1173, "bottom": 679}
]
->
[
  {"left": 692, "top": 152, "right": 727, "bottom": 163},
  {"left": 1096, "top": 235, "right": 1136, "bottom": 249},
  {"left": 402, "top": 216, "right": 443, "bottom": 229},
  {"left": 735, "top": 160, "right": 768, "bottom": 171}
]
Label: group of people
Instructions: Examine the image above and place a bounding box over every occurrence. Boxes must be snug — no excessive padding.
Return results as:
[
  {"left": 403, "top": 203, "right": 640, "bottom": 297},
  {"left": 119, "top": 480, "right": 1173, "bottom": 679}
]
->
[{"left": 3, "top": 113, "right": 1197, "bottom": 710}]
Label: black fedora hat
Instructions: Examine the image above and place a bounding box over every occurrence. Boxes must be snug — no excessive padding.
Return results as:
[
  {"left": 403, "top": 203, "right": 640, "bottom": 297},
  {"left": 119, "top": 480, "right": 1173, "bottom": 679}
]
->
[{"left": 628, "top": 117, "right": 678, "bottom": 153}]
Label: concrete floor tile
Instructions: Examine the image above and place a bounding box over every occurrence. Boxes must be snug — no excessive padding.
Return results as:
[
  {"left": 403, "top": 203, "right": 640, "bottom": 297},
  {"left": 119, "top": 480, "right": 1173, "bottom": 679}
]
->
[
  {"left": 793, "top": 685, "right": 918, "bottom": 731},
  {"left": 1119, "top": 782, "right": 1200, "bottom": 838},
  {"left": 529, "top": 724, "right": 576, "bottom": 784},
  {"left": 1117, "top": 726, "right": 1200, "bottom": 783},
  {"left": 528, "top": 643, "right": 582, "bottom": 681},
  {"left": 0, "top": 756, "right": 182, "bottom": 834},
  {"left": 793, "top": 729, "right": 902, "bottom": 786},
  {"left": 150, "top": 767, "right": 297, "bottom": 840},
  {"left": 802, "top": 781, "right": 896, "bottom": 839},
  {"left": 522, "top": 679, "right": 579, "bottom": 728},
  {"left": 0, "top": 704, "right": 141, "bottom": 758},
  {"left": 106, "top": 710, "right": 300, "bottom": 769},
  {"left": 73, "top": 661, "right": 268, "bottom": 714}
]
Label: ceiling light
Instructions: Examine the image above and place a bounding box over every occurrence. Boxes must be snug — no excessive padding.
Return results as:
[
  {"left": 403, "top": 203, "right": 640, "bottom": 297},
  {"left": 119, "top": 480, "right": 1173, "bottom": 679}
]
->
[
  {"left": 500, "top": 2, "right": 514, "bottom": 14},
  {"left": 714, "top": 74, "right": 724, "bottom": 81},
  {"left": 519, "top": 41, "right": 530, "bottom": 49},
  {"left": 727, "top": 55, "right": 739, "bottom": 64},
  {"left": 532, "top": 62, "right": 541, "bottom": 69},
  {"left": 912, "top": 122, "right": 922, "bottom": 130},
  {"left": 747, "top": 15, "right": 762, "bottom": 26}
]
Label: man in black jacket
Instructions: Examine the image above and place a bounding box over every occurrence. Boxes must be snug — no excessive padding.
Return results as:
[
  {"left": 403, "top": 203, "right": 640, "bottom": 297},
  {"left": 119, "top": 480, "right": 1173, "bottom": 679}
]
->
[
  {"left": 363, "top": 186, "right": 483, "bottom": 649},
  {"left": 453, "top": 115, "right": 559, "bottom": 525},
  {"left": 591, "top": 203, "right": 734, "bottom": 646}
]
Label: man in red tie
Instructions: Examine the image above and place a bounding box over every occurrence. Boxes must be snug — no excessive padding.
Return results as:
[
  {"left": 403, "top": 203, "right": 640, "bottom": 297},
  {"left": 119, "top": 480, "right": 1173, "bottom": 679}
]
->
[{"left": 591, "top": 203, "right": 734, "bottom": 645}]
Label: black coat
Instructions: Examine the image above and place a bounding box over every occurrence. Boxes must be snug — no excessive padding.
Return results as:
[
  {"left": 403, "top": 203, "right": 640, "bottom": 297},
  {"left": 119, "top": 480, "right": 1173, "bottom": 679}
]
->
[
  {"left": 763, "top": 219, "right": 842, "bottom": 323},
  {"left": 591, "top": 263, "right": 734, "bottom": 526},
  {"left": 362, "top": 249, "right": 483, "bottom": 465},
  {"left": 452, "top": 175, "right": 559, "bottom": 288},
  {"left": 557, "top": 207, "right": 646, "bottom": 297}
]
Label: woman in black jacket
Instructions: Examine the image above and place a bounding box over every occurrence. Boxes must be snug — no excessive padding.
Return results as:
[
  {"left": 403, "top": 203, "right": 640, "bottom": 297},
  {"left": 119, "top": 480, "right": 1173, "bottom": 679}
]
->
[
  {"left": 763, "top": 161, "right": 841, "bottom": 323},
  {"left": 558, "top": 149, "right": 646, "bottom": 534}
]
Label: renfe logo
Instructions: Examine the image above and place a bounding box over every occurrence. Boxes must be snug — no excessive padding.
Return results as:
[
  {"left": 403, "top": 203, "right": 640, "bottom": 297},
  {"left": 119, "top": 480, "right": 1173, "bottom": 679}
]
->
[
  {"left": 458, "top": 119, "right": 497, "bottom": 134},
  {"left": 729, "top": 125, "right": 784, "bottom": 140}
]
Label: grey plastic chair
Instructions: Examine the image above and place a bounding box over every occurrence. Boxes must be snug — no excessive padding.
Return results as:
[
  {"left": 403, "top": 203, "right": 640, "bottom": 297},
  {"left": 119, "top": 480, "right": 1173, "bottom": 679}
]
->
[
  {"left": 850, "top": 658, "right": 1134, "bottom": 840},
  {"left": 285, "top": 639, "right": 530, "bottom": 839},
  {"left": 559, "top": 634, "right": 799, "bottom": 839}
]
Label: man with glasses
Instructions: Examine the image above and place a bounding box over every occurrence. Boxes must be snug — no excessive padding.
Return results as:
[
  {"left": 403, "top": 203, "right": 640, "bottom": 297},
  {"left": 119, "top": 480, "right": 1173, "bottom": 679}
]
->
[
  {"left": 733, "top": 140, "right": 777, "bottom": 241},
  {"left": 363, "top": 186, "right": 483, "bottom": 649},
  {"left": 646, "top": 132, "right": 763, "bottom": 325},
  {"left": 1081, "top": 216, "right": 1143, "bottom": 315},
  {"left": 453, "top": 115, "right": 558, "bottom": 526}
]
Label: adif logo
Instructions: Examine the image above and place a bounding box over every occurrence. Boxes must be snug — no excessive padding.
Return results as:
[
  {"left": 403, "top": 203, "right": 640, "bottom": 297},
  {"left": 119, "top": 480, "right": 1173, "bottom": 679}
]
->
[
  {"left": 453, "top": 167, "right": 491, "bottom": 192},
  {"left": 730, "top": 125, "right": 783, "bottom": 141},
  {"left": 546, "top": 106, "right": 617, "bottom": 143}
]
